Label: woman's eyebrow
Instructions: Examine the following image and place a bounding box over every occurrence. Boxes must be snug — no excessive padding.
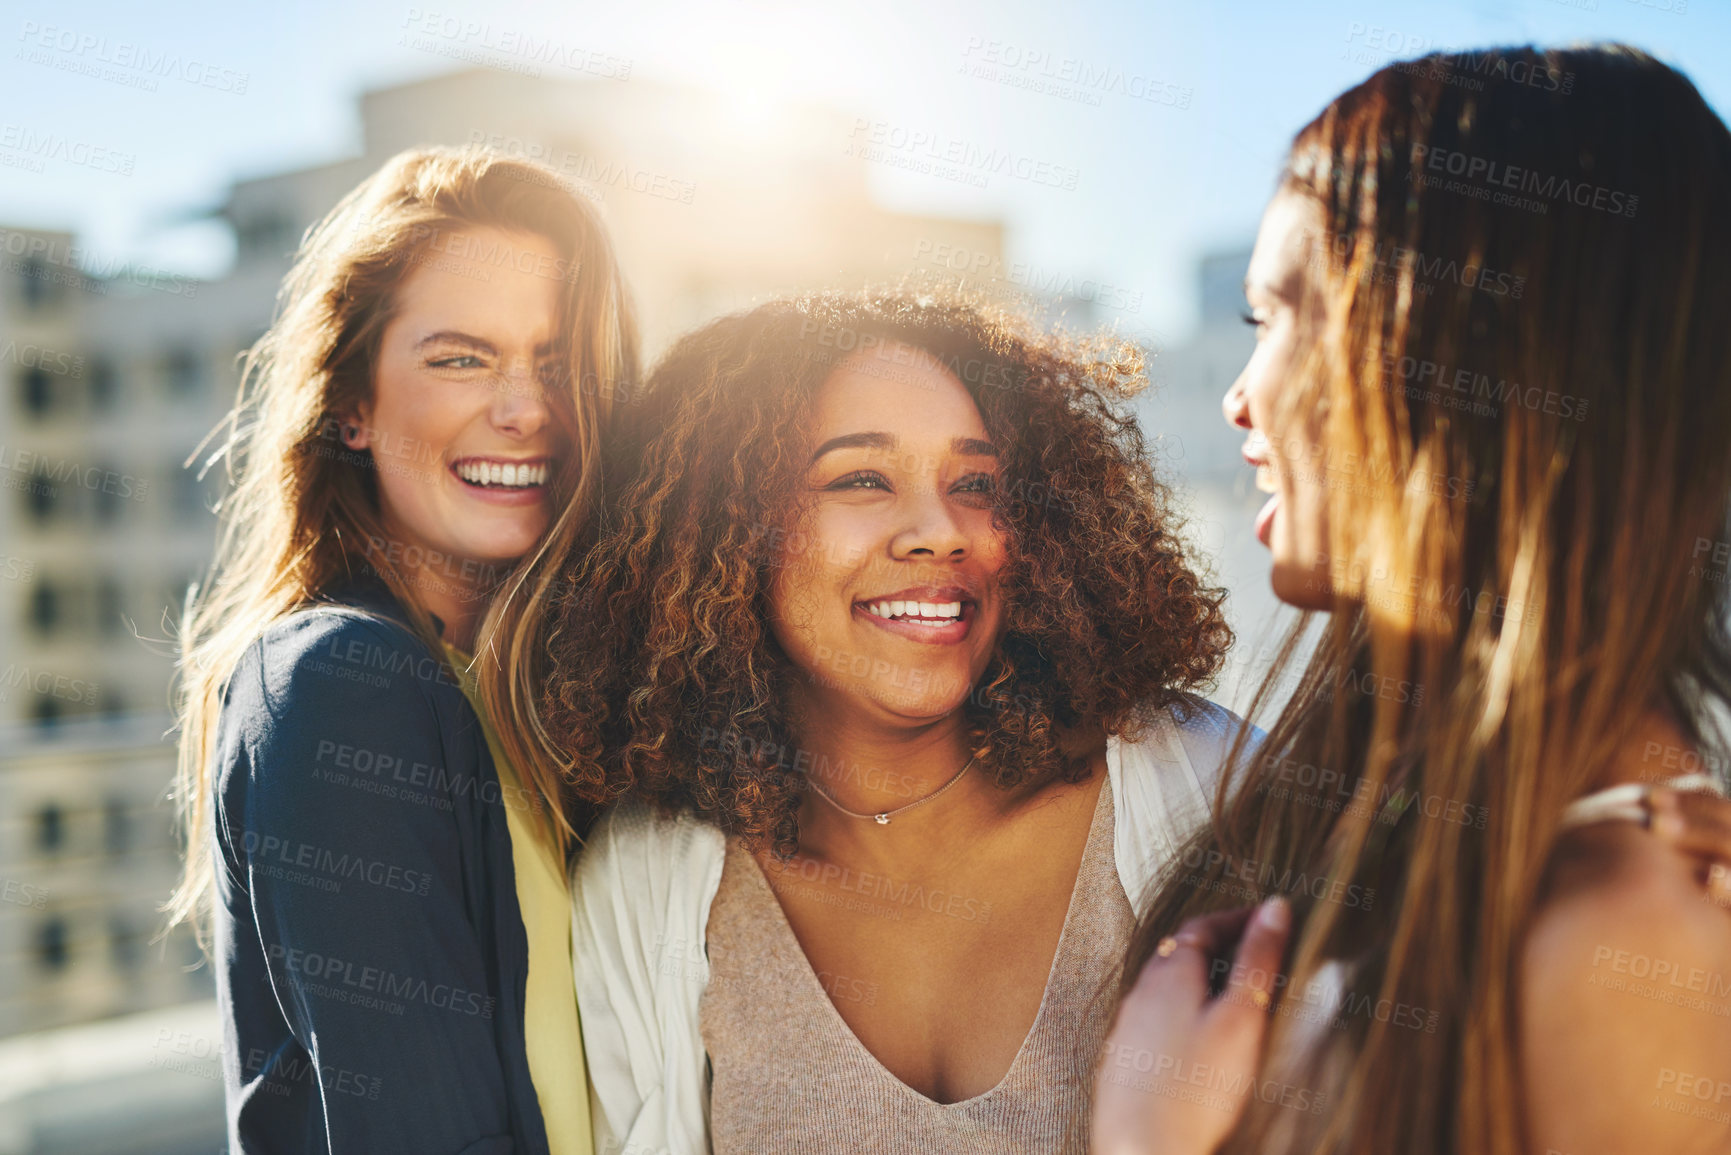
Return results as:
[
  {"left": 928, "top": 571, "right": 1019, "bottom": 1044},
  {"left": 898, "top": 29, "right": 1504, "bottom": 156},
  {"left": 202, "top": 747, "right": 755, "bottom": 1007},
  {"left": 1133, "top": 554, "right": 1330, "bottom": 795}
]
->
[
  {"left": 809, "top": 431, "right": 895, "bottom": 464},
  {"left": 1247, "top": 264, "right": 1306, "bottom": 307},
  {"left": 809, "top": 432, "right": 998, "bottom": 465},
  {"left": 415, "top": 329, "right": 498, "bottom": 355}
]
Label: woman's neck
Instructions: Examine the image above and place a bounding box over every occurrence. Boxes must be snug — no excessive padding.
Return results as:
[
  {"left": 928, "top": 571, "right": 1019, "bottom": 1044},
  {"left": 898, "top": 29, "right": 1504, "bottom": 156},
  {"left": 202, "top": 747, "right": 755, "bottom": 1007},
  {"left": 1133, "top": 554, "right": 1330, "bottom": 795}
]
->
[
  {"left": 1607, "top": 707, "right": 1702, "bottom": 790},
  {"left": 419, "top": 585, "right": 482, "bottom": 651},
  {"left": 366, "top": 519, "right": 497, "bottom": 650},
  {"left": 786, "top": 709, "right": 1004, "bottom": 861}
]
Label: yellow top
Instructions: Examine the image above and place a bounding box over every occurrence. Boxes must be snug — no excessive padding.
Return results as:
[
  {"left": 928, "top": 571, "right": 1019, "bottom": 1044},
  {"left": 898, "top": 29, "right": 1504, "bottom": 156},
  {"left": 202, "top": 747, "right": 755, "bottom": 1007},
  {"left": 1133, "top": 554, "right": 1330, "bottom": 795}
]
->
[{"left": 445, "top": 644, "right": 592, "bottom": 1155}]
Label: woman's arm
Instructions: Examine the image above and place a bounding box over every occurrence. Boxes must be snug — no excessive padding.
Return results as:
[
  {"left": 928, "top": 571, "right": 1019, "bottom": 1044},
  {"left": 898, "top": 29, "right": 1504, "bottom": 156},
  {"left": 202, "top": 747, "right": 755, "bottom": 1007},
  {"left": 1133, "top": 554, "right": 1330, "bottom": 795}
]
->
[
  {"left": 218, "top": 611, "right": 534, "bottom": 1154},
  {"left": 1521, "top": 819, "right": 1731, "bottom": 1155}
]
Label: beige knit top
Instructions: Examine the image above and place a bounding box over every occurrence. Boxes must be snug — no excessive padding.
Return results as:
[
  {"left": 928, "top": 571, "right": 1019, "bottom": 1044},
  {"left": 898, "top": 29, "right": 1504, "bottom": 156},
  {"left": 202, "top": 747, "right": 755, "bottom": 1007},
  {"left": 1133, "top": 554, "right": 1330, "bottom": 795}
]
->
[{"left": 699, "top": 776, "right": 1133, "bottom": 1154}]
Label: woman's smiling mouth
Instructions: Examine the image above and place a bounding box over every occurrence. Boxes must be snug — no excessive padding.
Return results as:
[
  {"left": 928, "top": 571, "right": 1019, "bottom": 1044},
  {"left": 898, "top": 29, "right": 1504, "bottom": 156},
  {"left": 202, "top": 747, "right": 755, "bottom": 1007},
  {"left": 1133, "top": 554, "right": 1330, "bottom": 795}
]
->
[
  {"left": 853, "top": 587, "right": 976, "bottom": 644},
  {"left": 451, "top": 457, "right": 551, "bottom": 488},
  {"left": 448, "top": 456, "right": 555, "bottom": 505},
  {"left": 861, "top": 599, "right": 963, "bottom": 622}
]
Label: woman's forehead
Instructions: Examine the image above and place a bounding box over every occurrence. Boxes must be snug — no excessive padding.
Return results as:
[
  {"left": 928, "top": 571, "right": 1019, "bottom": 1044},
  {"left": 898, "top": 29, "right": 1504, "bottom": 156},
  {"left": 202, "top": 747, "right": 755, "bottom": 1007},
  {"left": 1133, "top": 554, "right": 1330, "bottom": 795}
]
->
[{"left": 807, "top": 344, "right": 988, "bottom": 442}]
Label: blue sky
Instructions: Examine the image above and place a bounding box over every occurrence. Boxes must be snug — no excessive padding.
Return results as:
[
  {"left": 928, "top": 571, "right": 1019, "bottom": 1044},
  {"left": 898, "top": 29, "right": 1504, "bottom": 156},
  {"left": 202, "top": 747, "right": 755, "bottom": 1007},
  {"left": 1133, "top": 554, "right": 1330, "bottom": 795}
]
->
[{"left": 1, "top": 0, "right": 1723, "bottom": 344}]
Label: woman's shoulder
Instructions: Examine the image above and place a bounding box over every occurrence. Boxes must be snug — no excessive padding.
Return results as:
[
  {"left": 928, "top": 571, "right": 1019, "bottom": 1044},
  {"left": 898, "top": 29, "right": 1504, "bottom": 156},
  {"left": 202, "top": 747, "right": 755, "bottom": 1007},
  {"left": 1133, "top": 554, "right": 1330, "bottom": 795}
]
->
[
  {"left": 255, "top": 584, "right": 430, "bottom": 675},
  {"left": 573, "top": 800, "right": 727, "bottom": 905},
  {"left": 570, "top": 801, "right": 725, "bottom": 1049},
  {"left": 1520, "top": 819, "right": 1731, "bottom": 1152},
  {"left": 232, "top": 592, "right": 453, "bottom": 723},
  {"left": 1111, "top": 694, "right": 1257, "bottom": 803},
  {"left": 1166, "top": 692, "right": 1258, "bottom": 767},
  {"left": 1108, "top": 695, "right": 1257, "bottom": 914},
  {"left": 217, "top": 592, "right": 482, "bottom": 817}
]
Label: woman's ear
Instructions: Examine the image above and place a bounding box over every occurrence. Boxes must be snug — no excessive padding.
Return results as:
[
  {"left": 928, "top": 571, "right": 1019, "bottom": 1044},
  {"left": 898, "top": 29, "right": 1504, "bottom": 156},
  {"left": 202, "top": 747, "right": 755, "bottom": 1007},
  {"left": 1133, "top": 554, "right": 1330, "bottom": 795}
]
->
[{"left": 339, "top": 406, "right": 371, "bottom": 450}]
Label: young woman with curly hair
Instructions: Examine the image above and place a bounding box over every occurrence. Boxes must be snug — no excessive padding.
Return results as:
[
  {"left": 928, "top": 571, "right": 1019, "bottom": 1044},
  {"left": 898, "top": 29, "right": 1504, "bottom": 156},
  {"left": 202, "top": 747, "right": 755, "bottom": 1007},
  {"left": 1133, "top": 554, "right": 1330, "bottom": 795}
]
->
[
  {"left": 1093, "top": 45, "right": 1731, "bottom": 1155},
  {"left": 515, "top": 290, "right": 1237, "bottom": 1152},
  {"left": 171, "top": 147, "right": 636, "bottom": 1153}
]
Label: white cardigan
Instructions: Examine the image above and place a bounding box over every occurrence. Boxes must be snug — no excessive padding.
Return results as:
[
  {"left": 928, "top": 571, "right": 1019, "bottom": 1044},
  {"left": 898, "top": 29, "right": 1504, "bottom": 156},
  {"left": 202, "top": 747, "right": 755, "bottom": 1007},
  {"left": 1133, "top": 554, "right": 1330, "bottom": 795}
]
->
[{"left": 571, "top": 698, "right": 1246, "bottom": 1155}]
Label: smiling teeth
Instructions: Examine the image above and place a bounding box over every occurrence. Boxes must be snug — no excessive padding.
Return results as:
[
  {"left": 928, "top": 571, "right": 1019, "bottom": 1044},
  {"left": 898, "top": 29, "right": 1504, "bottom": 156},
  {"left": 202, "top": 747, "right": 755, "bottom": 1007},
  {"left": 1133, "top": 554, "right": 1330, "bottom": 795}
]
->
[
  {"left": 863, "top": 600, "right": 964, "bottom": 622},
  {"left": 455, "top": 461, "right": 548, "bottom": 487}
]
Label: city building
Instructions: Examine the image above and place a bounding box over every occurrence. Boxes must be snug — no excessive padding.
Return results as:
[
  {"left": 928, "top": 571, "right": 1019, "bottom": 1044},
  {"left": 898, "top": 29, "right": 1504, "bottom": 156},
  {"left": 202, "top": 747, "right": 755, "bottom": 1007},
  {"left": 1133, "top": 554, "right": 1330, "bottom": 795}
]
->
[{"left": 1132, "top": 244, "right": 1296, "bottom": 711}]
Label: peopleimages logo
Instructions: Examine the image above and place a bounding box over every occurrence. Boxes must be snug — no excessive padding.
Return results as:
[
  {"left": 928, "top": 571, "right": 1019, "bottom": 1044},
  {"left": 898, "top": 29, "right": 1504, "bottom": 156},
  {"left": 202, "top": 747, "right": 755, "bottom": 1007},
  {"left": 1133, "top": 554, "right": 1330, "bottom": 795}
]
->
[
  {"left": 0, "top": 123, "right": 134, "bottom": 175},
  {"left": 1307, "top": 229, "right": 1526, "bottom": 300},
  {"left": 0, "top": 227, "right": 198, "bottom": 296},
  {"left": 1380, "top": 354, "right": 1590, "bottom": 423},
  {"left": 957, "top": 37, "right": 1192, "bottom": 109},
  {"left": 845, "top": 120, "right": 1081, "bottom": 191},
  {"left": 16, "top": 21, "right": 249, "bottom": 93},
  {"left": 1409, "top": 144, "right": 1638, "bottom": 218}
]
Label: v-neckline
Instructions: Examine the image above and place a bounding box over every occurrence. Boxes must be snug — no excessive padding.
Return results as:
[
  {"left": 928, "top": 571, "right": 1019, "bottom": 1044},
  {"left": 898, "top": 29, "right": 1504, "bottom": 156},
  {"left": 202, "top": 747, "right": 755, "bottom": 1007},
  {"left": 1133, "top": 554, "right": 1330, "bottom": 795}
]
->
[{"left": 734, "top": 773, "right": 1114, "bottom": 1110}]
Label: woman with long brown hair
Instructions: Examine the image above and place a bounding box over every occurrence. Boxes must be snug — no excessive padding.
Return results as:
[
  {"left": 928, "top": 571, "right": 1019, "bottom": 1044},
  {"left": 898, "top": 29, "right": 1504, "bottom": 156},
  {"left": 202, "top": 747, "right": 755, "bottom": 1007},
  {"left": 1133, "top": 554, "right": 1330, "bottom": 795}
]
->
[
  {"left": 170, "top": 147, "right": 636, "bottom": 1153},
  {"left": 524, "top": 290, "right": 1242, "bottom": 1152},
  {"left": 1095, "top": 45, "right": 1731, "bottom": 1155}
]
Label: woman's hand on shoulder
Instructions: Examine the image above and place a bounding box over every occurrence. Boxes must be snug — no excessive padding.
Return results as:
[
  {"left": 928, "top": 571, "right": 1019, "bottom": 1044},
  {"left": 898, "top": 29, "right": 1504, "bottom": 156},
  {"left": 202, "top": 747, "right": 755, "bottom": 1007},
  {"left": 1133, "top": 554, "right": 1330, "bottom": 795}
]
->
[
  {"left": 1093, "top": 897, "right": 1291, "bottom": 1155},
  {"left": 1522, "top": 817, "right": 1731, "bottom": 1155},
  {"left": 1649, "top": 785, "right": 1731, "bottom": 907}
]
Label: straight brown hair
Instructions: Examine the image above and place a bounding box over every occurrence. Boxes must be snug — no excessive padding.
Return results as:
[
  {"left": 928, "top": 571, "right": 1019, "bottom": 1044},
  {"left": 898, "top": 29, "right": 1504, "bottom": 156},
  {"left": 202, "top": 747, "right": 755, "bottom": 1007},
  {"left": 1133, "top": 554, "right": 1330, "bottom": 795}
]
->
[
  {"left": 1125, "top": 45, "right": 1731, "bottom": 1154},
  {"left": 171, "top": 146, "right": 638, "bottom": 936}
]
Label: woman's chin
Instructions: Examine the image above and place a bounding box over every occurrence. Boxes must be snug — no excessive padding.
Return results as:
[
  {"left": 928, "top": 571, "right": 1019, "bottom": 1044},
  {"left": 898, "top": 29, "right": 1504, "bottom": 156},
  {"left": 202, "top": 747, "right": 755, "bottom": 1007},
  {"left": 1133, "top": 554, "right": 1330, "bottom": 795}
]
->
[
  {"left": 846, "top": 684, "right": 976, "bottom": 725},
  {"left": 1269, "top": 561, "right": 1335, "bottom": 611}
]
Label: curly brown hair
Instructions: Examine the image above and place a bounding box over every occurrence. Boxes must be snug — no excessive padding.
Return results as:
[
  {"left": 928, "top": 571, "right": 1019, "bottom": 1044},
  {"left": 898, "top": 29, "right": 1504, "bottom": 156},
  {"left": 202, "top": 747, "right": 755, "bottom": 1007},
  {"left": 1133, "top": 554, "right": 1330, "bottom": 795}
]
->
[{"left": 539, "top": 288, "right": 1231, "bottom": 855}]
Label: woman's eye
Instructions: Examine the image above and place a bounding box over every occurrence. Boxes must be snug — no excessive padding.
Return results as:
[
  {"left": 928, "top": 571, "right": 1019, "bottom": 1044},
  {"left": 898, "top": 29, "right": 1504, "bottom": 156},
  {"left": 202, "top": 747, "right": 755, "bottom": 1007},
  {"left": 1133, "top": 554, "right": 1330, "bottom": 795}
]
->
[
  {"left": 827, "top": 470, "right": 890, "bottom": 491},
  {"left": 429, "top": 354, "right": 486, "bottom": 370},
  {"left": 954, "top": 473, "right": 996, "bottom": 495}
]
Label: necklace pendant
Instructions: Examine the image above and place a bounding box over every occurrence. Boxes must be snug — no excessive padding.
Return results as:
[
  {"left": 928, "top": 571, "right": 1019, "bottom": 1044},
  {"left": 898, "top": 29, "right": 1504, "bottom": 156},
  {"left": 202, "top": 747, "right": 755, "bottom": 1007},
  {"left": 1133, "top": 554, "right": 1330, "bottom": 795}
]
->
[{"left": 874, "top": 813, "right": 890, "bottom": 825}]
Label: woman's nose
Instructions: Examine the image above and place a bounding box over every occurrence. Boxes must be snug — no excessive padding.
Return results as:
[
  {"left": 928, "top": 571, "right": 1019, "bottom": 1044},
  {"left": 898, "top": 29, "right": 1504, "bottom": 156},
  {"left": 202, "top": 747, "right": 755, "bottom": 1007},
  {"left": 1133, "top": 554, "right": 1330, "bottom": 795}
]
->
[{"left": 1222, "top": 373, "right": 1252, "bottom": 430}]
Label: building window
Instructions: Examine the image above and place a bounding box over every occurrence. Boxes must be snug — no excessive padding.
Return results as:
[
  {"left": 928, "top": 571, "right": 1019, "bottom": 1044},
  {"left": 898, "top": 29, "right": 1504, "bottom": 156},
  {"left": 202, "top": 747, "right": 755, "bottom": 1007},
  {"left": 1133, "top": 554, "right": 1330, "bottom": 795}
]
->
[
  {"left": 29, "top": 579, "right": 60, "bottom": 636},
  {"left": 110, "top": 917, "right": 140, "bottom": 971},
  {"left": 88, "top": 357, "right": 118, "bottom": 410},
  {"left": 163, "top": 347, "right": 202, "bottom": 398},
  {"left": 31, "top": 695, "right": 64, "bottom": 727},
  {"left": 18, "top": 365, "right": 52, "bottom": 417},
  {"left": 93, "top": 466, "right": 126, "bottom": 525},
  {"left": 37, "top": 917, "right": 69, "bottom": 972},
  {"left": 237, "top": 213, "right": 297, "bottom": 259},
  {"left": 21, "top": 475, "right": 58, "bottom": 524},
  {"left": 103, "top": 796, "right": 131, "bottom": 858},
  {"left": 20, "top": 256, "right": 57, "bottom": 309},
  {"left": 36, "top": 803, "right": 65, "bottom": 853},
  {"left": 95, "top": 577, "right": 124, "bottom": 637}
]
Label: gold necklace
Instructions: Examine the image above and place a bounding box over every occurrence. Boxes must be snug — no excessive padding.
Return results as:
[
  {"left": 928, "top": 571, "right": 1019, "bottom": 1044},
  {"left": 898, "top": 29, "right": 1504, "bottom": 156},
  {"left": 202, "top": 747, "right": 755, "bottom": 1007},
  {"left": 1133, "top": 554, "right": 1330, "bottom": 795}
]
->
[{"left": 806, "top": 753, "right": 979, "bottom": 825}]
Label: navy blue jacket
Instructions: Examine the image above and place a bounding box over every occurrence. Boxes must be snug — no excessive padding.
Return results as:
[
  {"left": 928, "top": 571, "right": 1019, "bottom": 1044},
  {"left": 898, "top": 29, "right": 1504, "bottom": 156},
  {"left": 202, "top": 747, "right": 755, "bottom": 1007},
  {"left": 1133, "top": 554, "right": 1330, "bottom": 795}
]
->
[{"left": 212, "top": 580, "right": 553, "bottom": 1155}]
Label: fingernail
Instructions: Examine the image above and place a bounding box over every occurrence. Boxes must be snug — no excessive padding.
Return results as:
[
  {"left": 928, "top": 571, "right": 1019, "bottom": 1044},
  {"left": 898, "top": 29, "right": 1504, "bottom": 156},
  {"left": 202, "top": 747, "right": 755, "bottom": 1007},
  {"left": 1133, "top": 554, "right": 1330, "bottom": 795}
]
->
[{"left": 1257, "top": 895, "right": 1290, "bottom": 931}]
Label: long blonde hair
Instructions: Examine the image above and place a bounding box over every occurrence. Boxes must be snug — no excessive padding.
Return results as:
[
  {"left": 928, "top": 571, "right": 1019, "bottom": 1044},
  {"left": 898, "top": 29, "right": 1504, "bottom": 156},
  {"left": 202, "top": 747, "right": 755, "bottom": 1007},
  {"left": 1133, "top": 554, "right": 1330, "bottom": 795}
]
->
[
  {"left": 1126, "top": 46, "right": 1731, "bottom": 1153},
  {"left": 169, "top": 146, "right": 638, "bottom": 935}
]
